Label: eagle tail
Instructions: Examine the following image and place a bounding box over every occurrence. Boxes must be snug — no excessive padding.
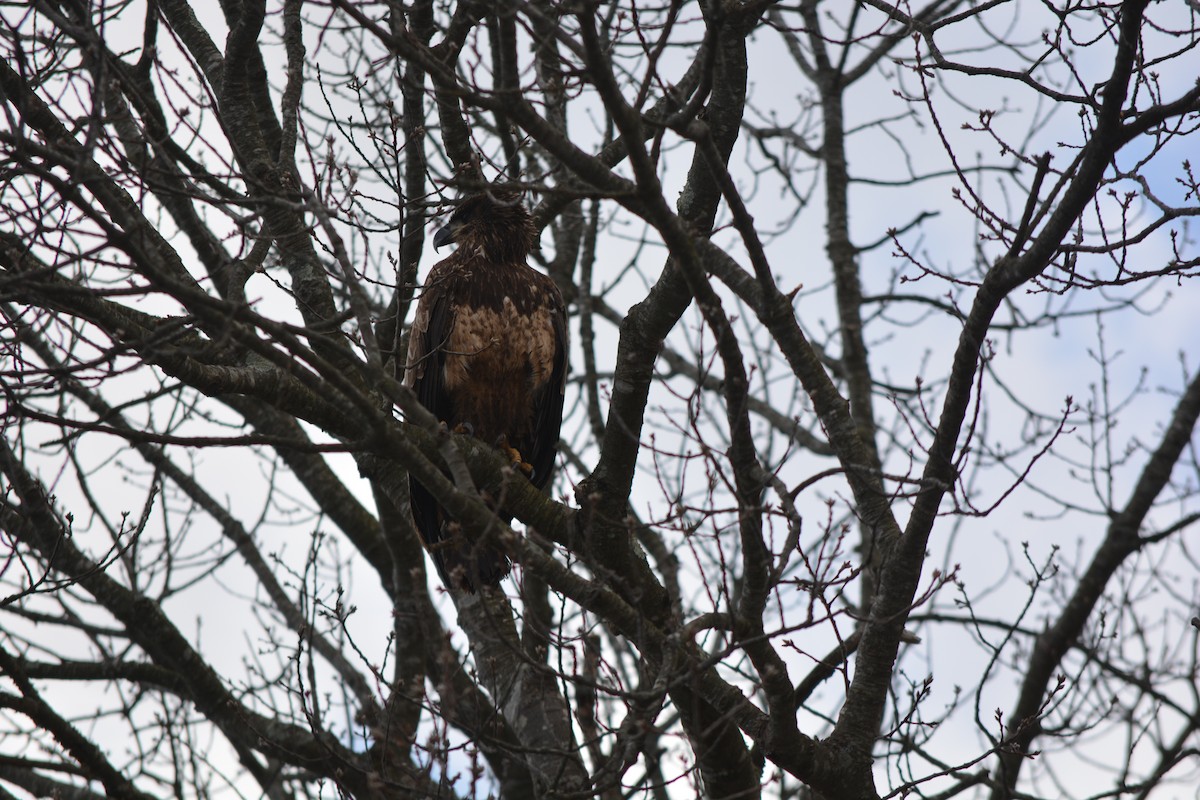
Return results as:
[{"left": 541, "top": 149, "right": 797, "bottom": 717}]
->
[
  {"left": 411, "top": 478, "right": 510, "bottom": 592},
  {"left": 432, "top": 534, "right": 511, "bottom": 594}
]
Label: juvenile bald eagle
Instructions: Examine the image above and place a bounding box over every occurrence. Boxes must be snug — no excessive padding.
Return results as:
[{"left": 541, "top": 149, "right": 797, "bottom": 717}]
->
[{"left": 404, "top": 191, "right": 568, "bottom": 591}]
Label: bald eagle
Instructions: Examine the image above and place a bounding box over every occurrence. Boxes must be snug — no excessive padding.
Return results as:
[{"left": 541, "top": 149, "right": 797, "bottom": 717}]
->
[{"left": 404, "top": 191, "right": 568, "bottom": 591}]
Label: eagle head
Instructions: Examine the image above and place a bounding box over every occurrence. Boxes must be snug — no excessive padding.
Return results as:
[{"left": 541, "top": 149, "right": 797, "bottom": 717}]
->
[{"left": 433, "top": 190, "right": 538, "bottom": 264}]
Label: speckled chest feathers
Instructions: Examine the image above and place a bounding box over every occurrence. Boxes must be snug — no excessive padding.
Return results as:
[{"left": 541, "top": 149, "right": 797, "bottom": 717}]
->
[{"left": 430, "top": 260, "right": 561, "bottom": 445}]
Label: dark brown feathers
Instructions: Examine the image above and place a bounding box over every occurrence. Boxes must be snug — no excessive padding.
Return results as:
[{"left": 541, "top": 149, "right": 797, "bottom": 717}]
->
[
  {"left": 404, "top": 191, "right": 567, "bottom": 592},
  {"left": 432, "top": 190, "right": 538, "bottom": 264}
]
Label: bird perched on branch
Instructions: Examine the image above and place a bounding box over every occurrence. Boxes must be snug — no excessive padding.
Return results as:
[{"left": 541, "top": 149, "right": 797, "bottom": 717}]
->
[{"left": 404, "top": 189, "right": 568, "bottom": 591}]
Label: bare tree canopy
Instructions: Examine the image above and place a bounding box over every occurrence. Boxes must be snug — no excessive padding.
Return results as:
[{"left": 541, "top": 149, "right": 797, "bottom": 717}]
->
[{"left": 2, "top": 1, "right": 1199, "bottom": 798}]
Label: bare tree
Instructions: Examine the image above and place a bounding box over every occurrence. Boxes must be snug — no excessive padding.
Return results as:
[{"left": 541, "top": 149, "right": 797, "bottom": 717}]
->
[{"left": 2, "top": 1, "right": 1199, "bottom": 798}]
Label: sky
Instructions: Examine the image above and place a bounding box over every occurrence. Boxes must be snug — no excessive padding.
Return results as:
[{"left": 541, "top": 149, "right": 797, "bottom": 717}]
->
[{"left": 2, "top": 1, "right": 1199, "bottom": 798}]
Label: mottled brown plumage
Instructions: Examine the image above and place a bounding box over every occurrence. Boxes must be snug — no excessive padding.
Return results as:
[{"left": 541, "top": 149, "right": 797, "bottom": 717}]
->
[{"left": 404, "top": 191, "right": 568, "bottom": 591}]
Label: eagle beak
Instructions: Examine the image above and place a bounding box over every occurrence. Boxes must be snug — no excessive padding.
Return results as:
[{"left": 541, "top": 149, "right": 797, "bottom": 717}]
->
[{"left": 433, "top": 223, "right": 455, "bottom": 251}]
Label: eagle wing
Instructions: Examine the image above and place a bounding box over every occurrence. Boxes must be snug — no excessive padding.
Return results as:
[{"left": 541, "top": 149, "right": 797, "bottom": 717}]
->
[
  {"left": 405, "top": 270, "right": 454, "bottom": 427},
  {"left": 524, "top": 278, "right": 568, "bottom": 492},
  {"left": 403, "top": 270, "right": 460, "bottom": 585}
]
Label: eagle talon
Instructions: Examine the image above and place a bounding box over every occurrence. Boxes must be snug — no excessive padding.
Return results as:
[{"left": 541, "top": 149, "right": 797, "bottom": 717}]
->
[
  {"left": 511, "top": 456, "right": 534, "bottom": 478},
  {"left": 495, "top": 434, "right": 535, "bottom": 478}
]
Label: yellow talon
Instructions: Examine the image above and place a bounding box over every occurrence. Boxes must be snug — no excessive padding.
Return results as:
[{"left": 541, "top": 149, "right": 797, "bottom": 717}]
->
[{"left": 496, "top": 435, "right": 534, "bottom": 477}]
